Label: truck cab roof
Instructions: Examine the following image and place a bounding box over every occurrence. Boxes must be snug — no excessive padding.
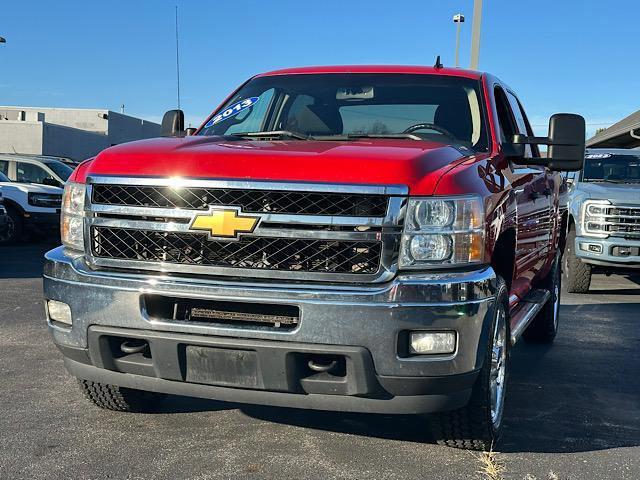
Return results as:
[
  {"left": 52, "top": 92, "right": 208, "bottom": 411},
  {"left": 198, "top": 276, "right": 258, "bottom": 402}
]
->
[{"left": 257, "top": 65, "right": 484, "bottom": 80}]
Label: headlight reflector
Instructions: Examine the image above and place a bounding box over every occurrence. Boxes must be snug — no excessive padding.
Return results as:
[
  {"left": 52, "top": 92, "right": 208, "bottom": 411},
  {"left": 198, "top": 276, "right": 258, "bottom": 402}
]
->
[
  {"left": 582, "top": 200, "right": 610, "bottom": 238},
  {"left": 61, "top": 182, "right": 86, "bottom": 251},
  {"left": 411, "top": 199, "right": 455, "bottom": 229},
  {"left": 400, "top": 196, "right": 484, "bottom": 268},
  {"left": 409, "top": 234, "right": 452, "bottom": 262}
]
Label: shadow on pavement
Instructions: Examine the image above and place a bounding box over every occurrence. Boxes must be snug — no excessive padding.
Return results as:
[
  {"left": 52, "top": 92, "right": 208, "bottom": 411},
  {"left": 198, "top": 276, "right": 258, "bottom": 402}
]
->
[
  {"left": 583, "top": 288, "right": 640, "bottom": 296},
  {"left": 499, "top": 301, "right": 640, "bottom": 453},
  {"left": 4, "top": 240, "right": 638, "bottom": 453},
  {"left": 157, "top": 395, "right": 235, "bottom": 414},
  {"left": 237, "top": 302, "right": 640, "bottom": 454},
  {"left": 0, "top": 242, "right": 57, "bottom": 279}
]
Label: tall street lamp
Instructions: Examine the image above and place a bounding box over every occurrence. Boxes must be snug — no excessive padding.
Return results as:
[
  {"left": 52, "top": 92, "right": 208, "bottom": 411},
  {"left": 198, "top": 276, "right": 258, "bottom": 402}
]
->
[
  {"left": 453, "top": 14, "right": 465, "bottom": 67},
  {"left": 470, "top": 0, "right": 483, "bottom": 70}
]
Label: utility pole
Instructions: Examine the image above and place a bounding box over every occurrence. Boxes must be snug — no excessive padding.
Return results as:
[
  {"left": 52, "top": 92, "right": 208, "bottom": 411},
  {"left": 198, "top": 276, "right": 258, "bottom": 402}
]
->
[
  {"left": 470, "top": 0, "right": 483, "bottom": 70},
  {"left": 453, "top": 14, "right": 465, "bottom": 67}
]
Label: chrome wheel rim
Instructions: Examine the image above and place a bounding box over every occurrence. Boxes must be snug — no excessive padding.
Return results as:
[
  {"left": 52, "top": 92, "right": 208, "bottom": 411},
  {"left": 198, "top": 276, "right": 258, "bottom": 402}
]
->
[
  {"left": 490, "top": 306, "right": 507, "bottom": 428},
  {"left": 553, "top": 280, "right": 560, "bottom": 330}
]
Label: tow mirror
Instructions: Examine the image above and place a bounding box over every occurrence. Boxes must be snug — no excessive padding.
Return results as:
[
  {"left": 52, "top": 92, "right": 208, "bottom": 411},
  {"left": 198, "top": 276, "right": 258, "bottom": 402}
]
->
[
  {"left": 161, "top": 109, "right": 185, "bottom": 137},
  {"left": 512, "top": 113, "right": 586, "bottom": 172}
]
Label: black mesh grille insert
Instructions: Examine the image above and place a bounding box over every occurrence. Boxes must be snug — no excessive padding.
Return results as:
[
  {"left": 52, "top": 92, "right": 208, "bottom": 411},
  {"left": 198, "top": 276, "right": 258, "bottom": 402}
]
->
[
  {"left": 92, "top": 184, "right": 389, "bottom": 217},
  {"left": 91, "top": 227, "right": 382, "bottom": 274}
]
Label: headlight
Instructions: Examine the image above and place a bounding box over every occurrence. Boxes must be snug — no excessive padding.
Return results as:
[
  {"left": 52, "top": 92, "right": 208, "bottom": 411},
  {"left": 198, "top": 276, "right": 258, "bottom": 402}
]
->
[
  {"left": 399, "top": 196, "right": 484, "bottom": 268},
  {"left": 28, "top": 192, "right": 62, "bottom": 208},
  {"left": 581, "top": 199, "right": 610, "bottom": 238},
  {"left": 61, "top": 182, "right": 86, "bottom": 251}
]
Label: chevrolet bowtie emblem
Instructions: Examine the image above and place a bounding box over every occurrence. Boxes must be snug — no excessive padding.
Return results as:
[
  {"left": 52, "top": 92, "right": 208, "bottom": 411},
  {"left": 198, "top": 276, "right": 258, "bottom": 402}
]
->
[{"left": 189, "top": 208, "right": 260, "bottom": 239}]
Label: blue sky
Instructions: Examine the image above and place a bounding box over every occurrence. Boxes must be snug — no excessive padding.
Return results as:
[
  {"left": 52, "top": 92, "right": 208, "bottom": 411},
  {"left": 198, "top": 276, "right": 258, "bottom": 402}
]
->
[{"left": 1, "top": 0, "right": 637, "bottom": 137}]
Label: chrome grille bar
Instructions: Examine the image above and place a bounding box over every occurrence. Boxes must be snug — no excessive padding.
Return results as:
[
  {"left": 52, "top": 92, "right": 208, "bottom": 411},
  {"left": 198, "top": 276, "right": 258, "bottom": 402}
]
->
[
  {"left": 587, "top": 204, "right": 640, "bottom": 238},
  {"left": 83, "top": 176, "right": 406, "bottom": 283}
]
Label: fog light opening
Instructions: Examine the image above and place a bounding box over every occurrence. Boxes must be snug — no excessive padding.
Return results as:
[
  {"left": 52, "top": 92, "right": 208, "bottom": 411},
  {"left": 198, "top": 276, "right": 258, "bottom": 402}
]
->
[
  {"left": 579, "top": 242, "right": 603, "bottom": 254},
  {"left": 46, "top": 300, "right": 72, "bottom": 326},
  {"left": 409, "top": 331, "right": 457, "bottom": 355}
]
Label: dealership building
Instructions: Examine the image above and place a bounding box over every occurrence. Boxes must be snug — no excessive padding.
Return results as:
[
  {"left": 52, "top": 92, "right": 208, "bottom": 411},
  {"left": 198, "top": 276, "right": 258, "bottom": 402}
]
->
[
  {"left": 0, "top": 106, "right": 160, "bottom": 161},
  {"left": 587, "top": 109, "right": 640, "bottom": 149}
]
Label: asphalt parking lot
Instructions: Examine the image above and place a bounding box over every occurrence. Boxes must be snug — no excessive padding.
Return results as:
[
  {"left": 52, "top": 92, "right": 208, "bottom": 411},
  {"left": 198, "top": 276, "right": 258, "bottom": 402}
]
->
[{"left": 1, "top": 243, "right": 639, "bottom": 480}]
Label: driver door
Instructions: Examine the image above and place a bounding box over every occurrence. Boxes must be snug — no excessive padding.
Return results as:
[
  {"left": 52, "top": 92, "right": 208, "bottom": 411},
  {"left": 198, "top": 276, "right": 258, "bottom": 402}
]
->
[{"left": 495, "top": 86, "right": 552, "bottom": 302}]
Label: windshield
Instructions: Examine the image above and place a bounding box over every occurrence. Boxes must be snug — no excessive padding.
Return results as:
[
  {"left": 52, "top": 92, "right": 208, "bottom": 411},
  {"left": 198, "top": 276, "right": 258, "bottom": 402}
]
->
[
  {"left": 583, "top": 153, "right": 640, "bottom": 183},
  {"left": 199, "top": 74, "right": 488, "bottom": 151},
  {"left": 44, "top": 160, "right": 73, "bottom": 181}
]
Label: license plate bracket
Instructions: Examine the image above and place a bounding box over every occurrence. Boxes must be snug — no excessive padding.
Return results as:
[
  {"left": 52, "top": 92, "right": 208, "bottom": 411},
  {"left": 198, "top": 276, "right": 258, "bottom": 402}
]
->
[{"left": 185, "top": 346, "right": 262, "bottom": 389}]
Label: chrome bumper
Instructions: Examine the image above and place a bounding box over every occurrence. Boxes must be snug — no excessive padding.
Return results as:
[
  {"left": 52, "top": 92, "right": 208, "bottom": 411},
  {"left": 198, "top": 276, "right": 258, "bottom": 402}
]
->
[
  {"left": 44, "top": 247, "right": 497, "bottom": 413},
  {"left": 575, "top": 235, "right": 640, "bottom": 268}
]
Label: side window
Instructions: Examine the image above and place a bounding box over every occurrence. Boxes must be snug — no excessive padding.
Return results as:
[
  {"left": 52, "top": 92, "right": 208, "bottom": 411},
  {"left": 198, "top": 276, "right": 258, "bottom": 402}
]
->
[
  {"left": 16, "top": 162, "right": 51, "bottom": 184},
  {"left": 506, "top": 92, "right": 539, "bottom": 158},
  {"left": 494, "top": 87, "right": 516, "bottom": 144},
  {"left": 0, "top": 160, "right": 8, "bottom": 176}
]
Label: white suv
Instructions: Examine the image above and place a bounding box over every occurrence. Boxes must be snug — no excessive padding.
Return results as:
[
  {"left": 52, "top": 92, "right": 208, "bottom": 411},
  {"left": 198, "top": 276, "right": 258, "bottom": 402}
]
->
[
  {"left": 0, "top": 171, "right": 63, "bottom": 244},
  {"left": 0, "top": 154, "right": 74, "bottom": 189}
]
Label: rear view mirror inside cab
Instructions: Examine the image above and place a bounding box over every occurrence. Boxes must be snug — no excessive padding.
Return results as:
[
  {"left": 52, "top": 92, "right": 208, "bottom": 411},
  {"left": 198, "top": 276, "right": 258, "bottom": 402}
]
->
[{"left": 336, "top": 86, "right": 374, "bottom": 101}]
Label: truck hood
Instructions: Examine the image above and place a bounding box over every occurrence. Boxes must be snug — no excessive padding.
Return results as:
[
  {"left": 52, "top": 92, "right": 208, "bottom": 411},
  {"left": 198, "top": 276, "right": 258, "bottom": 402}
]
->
[
  {"left": 576, "top": 181, "right": 640, "bottom": 203},
  {"left": 76, "top": 136, "right": 476, "bottom": 195}
]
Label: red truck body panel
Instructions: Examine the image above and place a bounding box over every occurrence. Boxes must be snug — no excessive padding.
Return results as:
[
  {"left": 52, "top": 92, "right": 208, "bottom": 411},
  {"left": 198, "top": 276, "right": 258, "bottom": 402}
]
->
[
  {"left": 68, "top": 65, "right": 561, "bottom": 311},
  {"left": 72, "top": 137, "right": 482, "bottom": 196}
]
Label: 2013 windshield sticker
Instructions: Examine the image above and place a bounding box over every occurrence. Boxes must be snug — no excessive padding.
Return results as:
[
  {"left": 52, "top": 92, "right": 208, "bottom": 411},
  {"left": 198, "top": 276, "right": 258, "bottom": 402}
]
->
[{"left": 205, "top": 97, "right": 259, "bottom": 128}]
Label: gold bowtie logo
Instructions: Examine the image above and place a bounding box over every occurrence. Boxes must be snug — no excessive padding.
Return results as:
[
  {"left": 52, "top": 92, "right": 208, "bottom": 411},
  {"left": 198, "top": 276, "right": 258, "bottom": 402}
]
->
[{"left": 190, "top": 208, "right": 260, "bottom": 239}]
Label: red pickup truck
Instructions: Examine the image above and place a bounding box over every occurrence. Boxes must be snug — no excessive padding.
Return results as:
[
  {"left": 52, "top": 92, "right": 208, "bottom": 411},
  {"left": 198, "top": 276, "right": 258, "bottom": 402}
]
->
[{"left": 44, "top": 65, "right": 585, "bottom": 450}]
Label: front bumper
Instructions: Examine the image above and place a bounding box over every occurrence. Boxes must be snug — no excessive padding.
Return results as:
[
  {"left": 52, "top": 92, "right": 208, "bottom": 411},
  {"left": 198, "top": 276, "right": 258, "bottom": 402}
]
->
[
  {"left": 575, "top": 235, "right": 640, "bottom": 269},
  {"left": 44, "top": 246, "right": 497, "bottom": 414}
]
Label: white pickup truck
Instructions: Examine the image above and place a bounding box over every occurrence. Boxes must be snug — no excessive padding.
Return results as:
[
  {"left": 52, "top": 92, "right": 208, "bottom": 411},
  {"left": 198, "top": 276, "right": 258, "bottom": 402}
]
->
[{"left": 0, "top": 171, "right": 62, "bottom": 244}]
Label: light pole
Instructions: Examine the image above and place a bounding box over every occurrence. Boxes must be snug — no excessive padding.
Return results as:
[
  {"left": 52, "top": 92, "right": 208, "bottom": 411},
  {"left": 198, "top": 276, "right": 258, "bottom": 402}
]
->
[
  {"left": 453, "top": 14, "right": 465, "bottom": 67},
  {"left": 0, "top": 37, "right": 6, "bottom": 44},
  {"left": 470, "top": 0, "right": 483, "bottom": 70}
]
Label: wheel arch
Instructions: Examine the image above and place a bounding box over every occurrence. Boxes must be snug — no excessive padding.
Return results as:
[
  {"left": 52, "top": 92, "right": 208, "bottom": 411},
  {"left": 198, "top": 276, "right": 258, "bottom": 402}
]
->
[
  {"left": 491, "top": 227, "right": 516, "bottom": 293},
  {"left": 1, "top": 198, "right": 25, "bottom": 215}
]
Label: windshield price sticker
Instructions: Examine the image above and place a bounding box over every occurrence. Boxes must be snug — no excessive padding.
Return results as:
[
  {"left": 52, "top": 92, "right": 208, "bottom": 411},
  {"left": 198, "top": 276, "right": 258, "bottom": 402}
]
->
[{"left": 205, "top": 97, "right": 259, "bottom": 128}]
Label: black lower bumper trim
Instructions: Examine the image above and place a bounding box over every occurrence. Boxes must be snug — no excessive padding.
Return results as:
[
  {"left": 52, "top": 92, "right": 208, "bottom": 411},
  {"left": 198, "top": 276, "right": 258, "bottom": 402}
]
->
[{"left": 63, "top": 358, "right": 472, "bottom": 414}]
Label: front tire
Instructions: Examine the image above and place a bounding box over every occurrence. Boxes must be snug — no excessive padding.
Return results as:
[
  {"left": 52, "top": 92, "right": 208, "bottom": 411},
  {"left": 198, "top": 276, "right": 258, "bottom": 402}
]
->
[
  {"left": 563, "top": 226, "right": 591, "bottom": 293},
  {"left": 78, "top": 379, "right": 165, "bottom": 412},
  {"left": 429, "top": 277, "right": 509, "bottom": 451},
  {"left": 0, "top": 206, "right": 23, "bottom": 245}
]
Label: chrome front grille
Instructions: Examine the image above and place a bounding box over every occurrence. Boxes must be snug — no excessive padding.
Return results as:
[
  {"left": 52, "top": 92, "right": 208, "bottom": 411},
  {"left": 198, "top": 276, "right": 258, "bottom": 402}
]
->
[
  {"left": 587, "top": 205, "right": 640, "bottom": 238},
  {"left": 84, "top": 177, "right": 406, "bottom": 283},
  {"left": 91, "top": 227, "right": 382, "bottom": 274},
  {"left": 92, "top": 184, "right": 388, "bottom": 217}
]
